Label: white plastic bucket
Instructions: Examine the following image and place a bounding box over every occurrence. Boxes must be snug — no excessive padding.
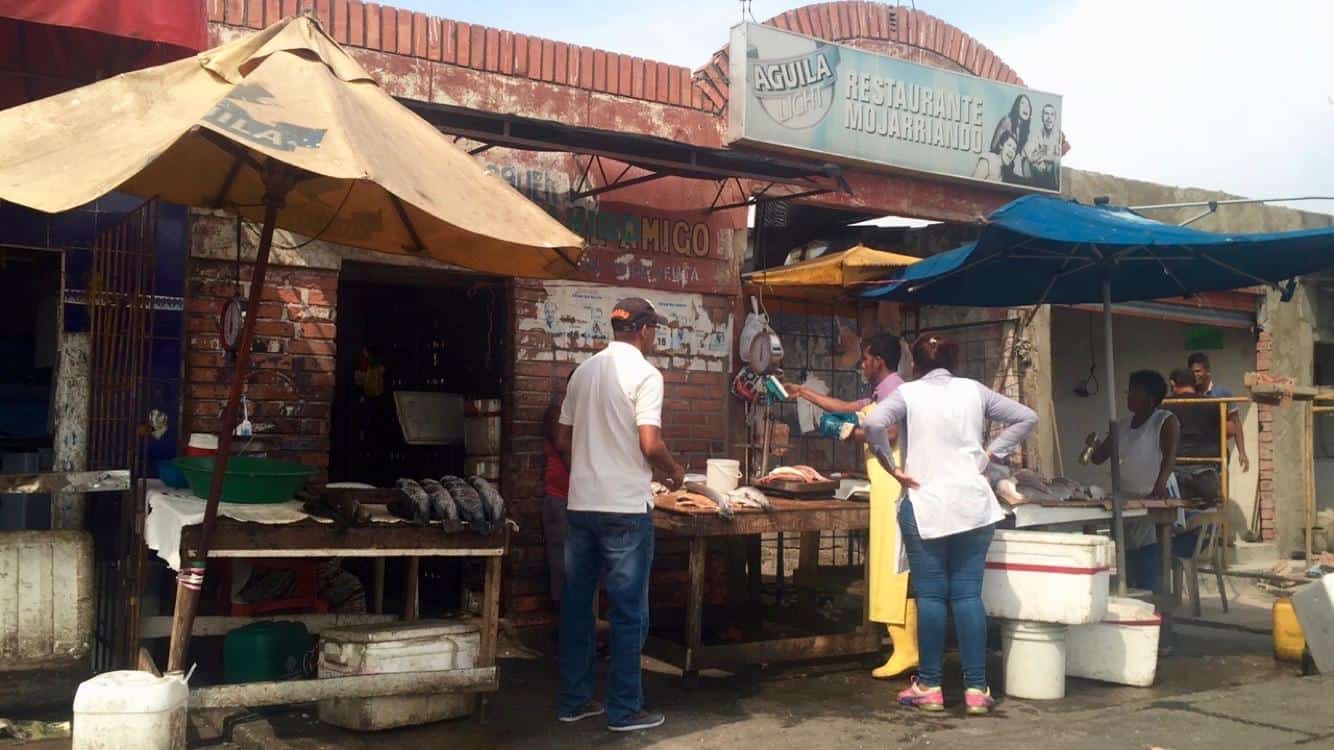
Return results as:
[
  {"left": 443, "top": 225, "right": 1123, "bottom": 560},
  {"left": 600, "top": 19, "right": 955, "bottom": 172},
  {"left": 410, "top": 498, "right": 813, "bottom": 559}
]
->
[
  {"left": 1000, "top": 620, "right": 1067, "bottom": 700},
  {"left": 73, "top": 670, "right": 188, "bottom": 750},
  {"left": 705, "top": 459, "right": 741, "bottom": 493}
]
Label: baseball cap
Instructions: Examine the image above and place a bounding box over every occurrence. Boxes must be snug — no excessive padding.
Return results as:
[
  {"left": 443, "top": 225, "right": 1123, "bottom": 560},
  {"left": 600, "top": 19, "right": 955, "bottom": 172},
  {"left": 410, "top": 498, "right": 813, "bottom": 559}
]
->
[{"left": 610, "top": 297, "right": 669, "bottom": 331}]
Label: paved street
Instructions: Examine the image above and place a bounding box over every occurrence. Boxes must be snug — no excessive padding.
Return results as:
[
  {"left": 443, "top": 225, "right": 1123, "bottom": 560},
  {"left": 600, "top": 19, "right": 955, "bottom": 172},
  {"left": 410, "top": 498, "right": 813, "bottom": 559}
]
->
[{"left": 181, "top": 623, "right": 1331, "bottom": 750}]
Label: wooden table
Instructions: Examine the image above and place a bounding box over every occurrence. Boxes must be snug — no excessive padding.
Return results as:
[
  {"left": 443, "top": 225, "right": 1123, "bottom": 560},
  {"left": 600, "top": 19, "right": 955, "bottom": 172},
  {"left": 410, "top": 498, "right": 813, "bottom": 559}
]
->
[
  {"left": 161, "top": 518, "right": 507, "bottom": 711},
  {"left": 649, "top": 495, "right": 876, "bottom": 684}
]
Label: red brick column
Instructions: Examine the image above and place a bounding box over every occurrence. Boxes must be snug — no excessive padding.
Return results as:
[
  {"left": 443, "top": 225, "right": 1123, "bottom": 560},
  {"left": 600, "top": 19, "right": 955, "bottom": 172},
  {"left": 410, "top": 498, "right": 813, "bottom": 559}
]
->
[
  {"left": 183, "top": 259, "right": 337, "bottom": 481},
  {"left": 1256, "top": 331, "right": 1276, "bottom": 540}
]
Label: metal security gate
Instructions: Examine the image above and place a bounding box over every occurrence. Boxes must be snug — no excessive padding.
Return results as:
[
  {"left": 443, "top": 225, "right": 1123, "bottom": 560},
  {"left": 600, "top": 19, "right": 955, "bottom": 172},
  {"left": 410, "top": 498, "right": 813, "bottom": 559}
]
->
[{"left": 86, "top": 198, "right": 158, "bottom": 671}]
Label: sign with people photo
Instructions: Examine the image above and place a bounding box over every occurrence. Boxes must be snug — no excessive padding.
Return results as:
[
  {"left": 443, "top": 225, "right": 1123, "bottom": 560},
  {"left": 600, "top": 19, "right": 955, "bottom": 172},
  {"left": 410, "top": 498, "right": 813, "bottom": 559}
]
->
[{"left": 727, "top": 23, "right": 1063, "bottom": 192}]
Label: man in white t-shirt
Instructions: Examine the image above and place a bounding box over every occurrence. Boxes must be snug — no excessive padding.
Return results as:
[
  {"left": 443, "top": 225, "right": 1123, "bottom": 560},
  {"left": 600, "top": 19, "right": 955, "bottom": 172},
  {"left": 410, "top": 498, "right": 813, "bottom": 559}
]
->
[{"left": 554, "top": 297, "right": 683, "bottom": 733}]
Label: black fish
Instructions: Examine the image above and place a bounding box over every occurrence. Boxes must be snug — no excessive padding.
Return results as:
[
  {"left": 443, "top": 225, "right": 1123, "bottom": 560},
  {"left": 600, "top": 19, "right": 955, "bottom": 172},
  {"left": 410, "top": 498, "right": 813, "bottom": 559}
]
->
[
  {"left": 442, "top": 475, "right": 489, "bottom": 534},
  {"left": 395, "top": 478, "right": 432, "bottom": 523},
  {"left": 421, "top": 479, "right": 460, "bottom": 522},
  {"left": 468, "top": 476, "right": 506, "bottom": 529}
]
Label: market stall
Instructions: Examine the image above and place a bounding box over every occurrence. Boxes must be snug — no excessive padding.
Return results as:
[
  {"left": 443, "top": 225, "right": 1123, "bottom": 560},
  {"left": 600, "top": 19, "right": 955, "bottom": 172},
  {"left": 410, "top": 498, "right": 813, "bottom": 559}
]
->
[
  {"left": 0, "top": 12, "right": 583, "bottom": 717},
  {"left": 648, "top": 491, "right": 877, "bottom": 684}
]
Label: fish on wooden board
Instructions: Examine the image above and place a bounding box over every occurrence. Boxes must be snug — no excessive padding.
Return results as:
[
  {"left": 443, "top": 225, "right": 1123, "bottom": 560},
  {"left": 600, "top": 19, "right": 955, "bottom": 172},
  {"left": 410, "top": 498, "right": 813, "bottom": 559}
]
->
[
  {"left": 468, "top": 476, "right": 506, "bottom": 529},
  {"left": 442, "top": 475, "right": 489, "bottom": 534},
  {"left": 421, "top": 479, "right": 460, "bottom": 522},
  {"left": 683, "top": 481, "right": 734, "bottom": 520},
  {"left": 394, "top": 478, "right": 432, "bottom": 523},
  {"left": 726, "top": 486, "right": 773, "bottom": 511}
]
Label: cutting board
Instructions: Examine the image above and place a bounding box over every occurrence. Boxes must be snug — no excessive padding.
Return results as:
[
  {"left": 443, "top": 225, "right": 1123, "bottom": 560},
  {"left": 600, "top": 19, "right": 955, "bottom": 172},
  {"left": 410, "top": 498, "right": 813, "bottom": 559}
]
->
[{"left": 752, "top": 478, "right": 839, "bottom": 498}]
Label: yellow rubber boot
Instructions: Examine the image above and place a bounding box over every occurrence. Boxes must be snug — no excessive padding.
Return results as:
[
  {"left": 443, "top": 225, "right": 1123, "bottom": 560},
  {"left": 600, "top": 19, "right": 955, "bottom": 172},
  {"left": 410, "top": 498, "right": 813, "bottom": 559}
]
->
[{"left": 872, "top": 599, "right": 919, "bottom": 679}]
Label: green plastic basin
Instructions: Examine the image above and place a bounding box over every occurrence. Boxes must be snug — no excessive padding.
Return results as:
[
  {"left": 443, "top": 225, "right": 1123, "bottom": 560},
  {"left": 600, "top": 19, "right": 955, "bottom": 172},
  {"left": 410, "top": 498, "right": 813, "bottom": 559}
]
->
[{"left": 173, "top": 456, "right": 315, "bottom": 504}]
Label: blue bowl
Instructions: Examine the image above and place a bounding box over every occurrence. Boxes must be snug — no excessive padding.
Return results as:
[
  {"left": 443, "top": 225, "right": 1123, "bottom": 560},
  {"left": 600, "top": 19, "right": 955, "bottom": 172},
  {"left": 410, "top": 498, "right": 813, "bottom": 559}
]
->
[{"left": 158, "top": 460, "right": 189, "bottom": 489}]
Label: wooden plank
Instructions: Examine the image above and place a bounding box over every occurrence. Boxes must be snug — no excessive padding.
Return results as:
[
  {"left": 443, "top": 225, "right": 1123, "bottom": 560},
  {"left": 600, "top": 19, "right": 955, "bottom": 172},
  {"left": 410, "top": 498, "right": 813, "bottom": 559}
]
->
[
  {"left": 684, "top": 537, "right": 707, "bottom": 673},
  {"left": 140, "top": 613, "right": 398, "bottom": 639},
  {"left": 796, "top": 532, "right": 820, "bottom": 586},
  {"left": 190, "top": 667, "right": 498, "bottom": 708},
  {"left": 404, "top": 558, "right": 420, "bottom": 622},
  {"left": 654, "top": 498, "right": 869, "bottom": 538},
  {"left": 138, "top": 647, "right": 161, "bottom": 677},
  {"left": 180, "top": 520, "right": 509, "bottom": 557},
  {"left": 478, "top": 555, "right": 502, "bottom": 668},
  {"left": 0, "top": 469, "right": 129, "bottom": 494}
]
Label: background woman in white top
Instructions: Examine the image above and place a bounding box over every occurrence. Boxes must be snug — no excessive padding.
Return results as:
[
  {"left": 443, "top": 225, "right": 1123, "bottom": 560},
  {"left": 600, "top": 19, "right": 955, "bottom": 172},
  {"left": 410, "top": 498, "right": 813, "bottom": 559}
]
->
[
  {"left": 1088, "top": 369, "right": 1180, "bottom": 591},
  {"left": 863, "top": 335, "right": 1038, "bottom": 715}
]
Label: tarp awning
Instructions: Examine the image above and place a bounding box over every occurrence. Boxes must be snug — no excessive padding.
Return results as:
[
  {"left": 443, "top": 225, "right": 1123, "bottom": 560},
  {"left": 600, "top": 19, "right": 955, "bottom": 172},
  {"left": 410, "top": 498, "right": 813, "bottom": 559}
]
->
[
  {"left": 0, "top": 0, "right": 207, "bottom": 53},
  {"left": 863, "top": 195, "right": 1334, "bottom": 306}
]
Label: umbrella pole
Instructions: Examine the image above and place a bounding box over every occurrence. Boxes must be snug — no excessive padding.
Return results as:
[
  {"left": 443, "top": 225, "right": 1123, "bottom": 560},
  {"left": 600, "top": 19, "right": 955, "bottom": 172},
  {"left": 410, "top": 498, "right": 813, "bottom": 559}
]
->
[
  {"left": 166, "top": 191, "right": 285, "bottom": 673},
  {"left": 1102, "top": 277, "right": 1128, "bottom": 596}
]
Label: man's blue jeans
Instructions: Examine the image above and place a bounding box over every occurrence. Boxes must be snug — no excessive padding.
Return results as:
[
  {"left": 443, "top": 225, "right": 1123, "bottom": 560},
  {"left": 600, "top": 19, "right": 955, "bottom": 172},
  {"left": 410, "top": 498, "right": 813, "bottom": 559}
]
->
[
  {"left": 898, "top": 499, "right": 994, "bottom": 689},
  {"left": 558, "top": 509, "right": 654, "bottom": 724}
]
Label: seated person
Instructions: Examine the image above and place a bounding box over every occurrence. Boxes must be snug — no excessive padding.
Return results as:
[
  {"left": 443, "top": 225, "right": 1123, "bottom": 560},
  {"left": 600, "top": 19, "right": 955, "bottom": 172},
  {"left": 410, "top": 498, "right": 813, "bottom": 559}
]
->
[
  {"left": 1088, "top": 370, "right": 1179, "bottom": 591},
  {"left": 1166, "top": 368, "right": 1222, "bottom": 500}
]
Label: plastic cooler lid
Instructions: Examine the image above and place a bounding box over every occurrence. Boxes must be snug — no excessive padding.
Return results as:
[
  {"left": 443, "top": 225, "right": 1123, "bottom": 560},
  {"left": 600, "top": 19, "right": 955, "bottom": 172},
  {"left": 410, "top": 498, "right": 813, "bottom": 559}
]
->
[
  {"left": 992, "top": 529, "right": 1113, "bottom": 547},
  {"left": 321, "top": 619, "right": 479, "bottom": 643}
]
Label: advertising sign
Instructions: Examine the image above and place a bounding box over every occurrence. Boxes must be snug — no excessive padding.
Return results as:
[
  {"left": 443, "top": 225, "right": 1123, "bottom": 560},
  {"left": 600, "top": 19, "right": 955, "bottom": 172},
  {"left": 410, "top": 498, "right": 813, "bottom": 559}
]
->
[{"left": 728, "top": 23, "right": 1063, "bottom": 192}]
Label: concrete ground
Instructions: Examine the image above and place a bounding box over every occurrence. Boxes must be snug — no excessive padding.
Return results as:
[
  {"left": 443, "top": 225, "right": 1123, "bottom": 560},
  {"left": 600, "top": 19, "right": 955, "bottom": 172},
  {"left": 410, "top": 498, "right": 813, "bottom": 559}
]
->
[{"left": 178, "top": 621, "right": 1331, "bottom": 750}]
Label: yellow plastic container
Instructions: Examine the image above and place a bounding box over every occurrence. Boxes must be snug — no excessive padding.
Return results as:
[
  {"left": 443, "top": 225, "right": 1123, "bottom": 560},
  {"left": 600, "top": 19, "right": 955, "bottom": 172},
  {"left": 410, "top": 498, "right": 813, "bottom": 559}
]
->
[{"left": 1273, "top": 598, "right": 1305, "bottom": 662}]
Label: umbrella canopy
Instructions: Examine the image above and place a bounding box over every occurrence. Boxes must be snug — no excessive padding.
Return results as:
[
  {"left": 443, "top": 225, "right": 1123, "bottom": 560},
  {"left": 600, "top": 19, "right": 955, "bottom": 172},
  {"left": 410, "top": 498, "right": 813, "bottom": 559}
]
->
[
  {"left": 745, "top": 245, "right": 920, "bottom": 301},
  {"left": 863, "top": 194, "right": 1334, "bottom": 305},
  {"left": 0, "top": 14, "right": 583, "bottom": 278},
  {"left": 860, "top": 194, "right": 1334, "bottom": 596}
]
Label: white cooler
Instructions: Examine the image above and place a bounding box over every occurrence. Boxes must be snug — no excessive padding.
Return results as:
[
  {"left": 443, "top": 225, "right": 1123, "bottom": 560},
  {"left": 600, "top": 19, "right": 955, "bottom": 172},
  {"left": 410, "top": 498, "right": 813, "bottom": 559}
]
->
[
  {"left": 1292, "top": 572, "right": 1334, "bottom": 674},
  {"left": 983, "top": 529, "right": 1112, "bottom": 625},
  {"left": 318, "top": 620, "right": 480, "bottom": 731},
  {"left": 1066, "top": 596, "right": 1161, "bottom": 687}
]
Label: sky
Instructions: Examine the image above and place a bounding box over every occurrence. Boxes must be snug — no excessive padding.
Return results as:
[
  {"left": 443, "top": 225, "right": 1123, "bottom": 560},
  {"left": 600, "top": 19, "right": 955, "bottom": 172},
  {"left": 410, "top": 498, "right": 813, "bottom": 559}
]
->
[{"left": 387, "top": 0, "right": 1334, "bottom": 217}]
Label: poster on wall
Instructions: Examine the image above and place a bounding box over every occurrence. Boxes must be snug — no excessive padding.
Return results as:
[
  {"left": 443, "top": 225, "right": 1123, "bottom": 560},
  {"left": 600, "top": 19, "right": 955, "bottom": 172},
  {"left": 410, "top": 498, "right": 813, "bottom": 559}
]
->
[
  {"left": 520, "top": 282, "right": 732, "bottom": 372},
  {"left": 727, "top": 23, "right": 1063, "bottom": 192}
]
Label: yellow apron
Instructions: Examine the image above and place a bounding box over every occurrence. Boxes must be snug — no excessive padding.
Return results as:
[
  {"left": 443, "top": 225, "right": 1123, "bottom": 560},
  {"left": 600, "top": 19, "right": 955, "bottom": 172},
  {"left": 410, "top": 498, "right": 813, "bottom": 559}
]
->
[{"left": 861, "top": 403, "right": 910, "bottom": 625}]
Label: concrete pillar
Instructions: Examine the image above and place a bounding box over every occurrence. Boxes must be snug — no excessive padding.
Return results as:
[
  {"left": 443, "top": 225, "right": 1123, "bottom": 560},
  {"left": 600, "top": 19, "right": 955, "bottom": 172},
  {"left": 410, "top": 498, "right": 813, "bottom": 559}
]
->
[{"left": 1259, "top": 283, "right": 1315, "bottom": 556}]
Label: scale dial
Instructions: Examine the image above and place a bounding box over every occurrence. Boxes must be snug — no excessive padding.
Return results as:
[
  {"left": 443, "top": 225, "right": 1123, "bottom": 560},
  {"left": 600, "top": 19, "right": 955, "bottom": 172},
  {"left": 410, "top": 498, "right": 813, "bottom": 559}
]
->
[{"left": 220, "top": 297, "right": 245, "bottom": 352}]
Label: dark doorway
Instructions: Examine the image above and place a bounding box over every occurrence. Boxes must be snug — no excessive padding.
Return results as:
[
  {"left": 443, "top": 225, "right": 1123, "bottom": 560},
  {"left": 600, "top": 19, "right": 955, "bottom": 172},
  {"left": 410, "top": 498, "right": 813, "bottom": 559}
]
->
[{"left": 329, "top": 262, "right": 507, "bottom": 486}]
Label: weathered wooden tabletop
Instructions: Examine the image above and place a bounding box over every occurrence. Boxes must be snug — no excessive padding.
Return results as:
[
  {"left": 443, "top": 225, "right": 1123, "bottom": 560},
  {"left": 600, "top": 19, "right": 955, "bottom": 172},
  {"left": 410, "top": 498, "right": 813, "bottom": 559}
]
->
[{"left": 653, "top": 492, "right": 869, "bottom": 537}]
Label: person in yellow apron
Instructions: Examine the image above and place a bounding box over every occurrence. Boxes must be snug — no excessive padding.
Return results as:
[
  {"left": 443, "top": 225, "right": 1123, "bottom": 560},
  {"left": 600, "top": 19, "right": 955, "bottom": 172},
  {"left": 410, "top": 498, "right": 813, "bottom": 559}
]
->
[{"left": 791, "top": 332, "right": 918, "bottom": 679}]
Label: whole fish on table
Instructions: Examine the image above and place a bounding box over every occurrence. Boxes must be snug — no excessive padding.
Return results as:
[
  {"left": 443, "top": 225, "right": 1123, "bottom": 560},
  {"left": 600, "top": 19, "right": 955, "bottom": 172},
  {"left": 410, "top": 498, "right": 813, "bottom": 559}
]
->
[
  {"left": 442, "top": 475, "right": 490, "bottom": 534},
  {"left": 726, "top": 486, "right": 773, "bottom": 511},
  {"left": 393, "top": 478, "right": 432, "bottom": 523},
  {"left": 683, "top": 481, "right": 734, "bottom": 520},
  {"left": 468, "top": 476, "right": 506, "bottom": 528},
  {"left": 420, "top": 479, "right": 460, "bottom": 522}
]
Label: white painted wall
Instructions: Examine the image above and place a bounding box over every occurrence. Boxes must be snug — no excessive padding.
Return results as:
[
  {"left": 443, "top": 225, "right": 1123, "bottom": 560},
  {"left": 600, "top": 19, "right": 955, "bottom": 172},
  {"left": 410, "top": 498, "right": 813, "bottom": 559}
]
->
[{"left": 1050, "top": 308, "right": 1258, "bottom": 532}]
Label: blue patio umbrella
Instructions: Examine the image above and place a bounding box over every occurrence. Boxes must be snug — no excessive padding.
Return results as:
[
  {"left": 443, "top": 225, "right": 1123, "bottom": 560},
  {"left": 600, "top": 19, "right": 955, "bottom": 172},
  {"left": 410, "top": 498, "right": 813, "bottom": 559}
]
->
[{"left": 864, "top": 194, "right": 1334, "bottom": 593}]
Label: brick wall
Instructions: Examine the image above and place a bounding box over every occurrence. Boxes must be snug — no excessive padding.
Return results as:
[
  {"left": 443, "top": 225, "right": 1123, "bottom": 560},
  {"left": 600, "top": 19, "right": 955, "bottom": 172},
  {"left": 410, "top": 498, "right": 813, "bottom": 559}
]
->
[
  {"left": 183, "top": 259, "right": 338, "bottom": 480},
  {"left": 1256, "top": 330, "right": 1276, "bottom": 540},
  {"left": 503, "top": 280, "right": 733, "bottom": 625}
]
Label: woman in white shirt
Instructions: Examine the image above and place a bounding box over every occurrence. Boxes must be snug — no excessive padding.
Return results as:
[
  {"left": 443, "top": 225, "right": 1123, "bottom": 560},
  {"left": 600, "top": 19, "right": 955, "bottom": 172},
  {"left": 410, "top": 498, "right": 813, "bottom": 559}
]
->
[
  {"left": 1089, "top": 370, "right": 1181, "bottom": 590},
  {"left": 863, "top": 334, "right": 1038, "bottom": 715}
]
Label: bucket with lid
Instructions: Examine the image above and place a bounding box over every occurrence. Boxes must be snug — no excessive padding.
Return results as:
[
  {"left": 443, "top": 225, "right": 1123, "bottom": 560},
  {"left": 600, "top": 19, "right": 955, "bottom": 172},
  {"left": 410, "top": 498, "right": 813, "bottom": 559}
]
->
[{"left": 705, "top": 459, "right": 741, "bottom": 493}]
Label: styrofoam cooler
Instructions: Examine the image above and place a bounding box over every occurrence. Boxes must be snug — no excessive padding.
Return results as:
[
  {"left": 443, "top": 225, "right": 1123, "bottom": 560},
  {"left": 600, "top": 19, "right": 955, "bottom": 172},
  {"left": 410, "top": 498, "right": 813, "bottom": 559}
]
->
[
  {"left": 983, "top": 529, "right": 1112, "bottom": 625},
  {"left": 317, "top": 620, "right": 480, "bottom": 731},
  {"left": 73, "top": 671, "right": 188, "bottom": 750},
  {"left": 1291, "top": 572, "right": 1334, "bottom": 674},
  {"left": 1066, "top": 596, "right": 1161, "bottom": 687}
]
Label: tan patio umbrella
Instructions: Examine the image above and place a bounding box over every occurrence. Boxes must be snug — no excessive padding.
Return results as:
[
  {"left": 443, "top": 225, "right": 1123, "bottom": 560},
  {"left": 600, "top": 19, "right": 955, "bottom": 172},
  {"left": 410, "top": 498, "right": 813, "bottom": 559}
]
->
[
  {"left": 743, "top": 245, "right": 920, "bottom": 301},
  {"left": 0, "top": 13, "right": 583, "bottom": 672}
]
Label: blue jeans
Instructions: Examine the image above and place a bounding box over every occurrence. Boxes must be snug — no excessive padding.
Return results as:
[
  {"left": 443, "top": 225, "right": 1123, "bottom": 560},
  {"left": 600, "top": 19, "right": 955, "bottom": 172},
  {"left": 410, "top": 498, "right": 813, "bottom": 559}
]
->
[
  {"left": 1125, "top": 528, "right": 1203, "bottom": 592},
  {"left": 558, "top": 510, "right": 654, "bottom": 724},
  {"left": 898, "top": 500, "right": 994, "bottom": 689}
]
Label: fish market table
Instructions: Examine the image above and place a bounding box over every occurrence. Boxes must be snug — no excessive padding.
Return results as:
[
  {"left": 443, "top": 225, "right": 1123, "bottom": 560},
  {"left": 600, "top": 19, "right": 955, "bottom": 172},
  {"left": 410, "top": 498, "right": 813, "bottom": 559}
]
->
[
  {"left": 649, "top": 494, "right": 876, "bottom": 683},
  {"left": 142, "top": 484, "right": 507, "bottom": 711}
]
